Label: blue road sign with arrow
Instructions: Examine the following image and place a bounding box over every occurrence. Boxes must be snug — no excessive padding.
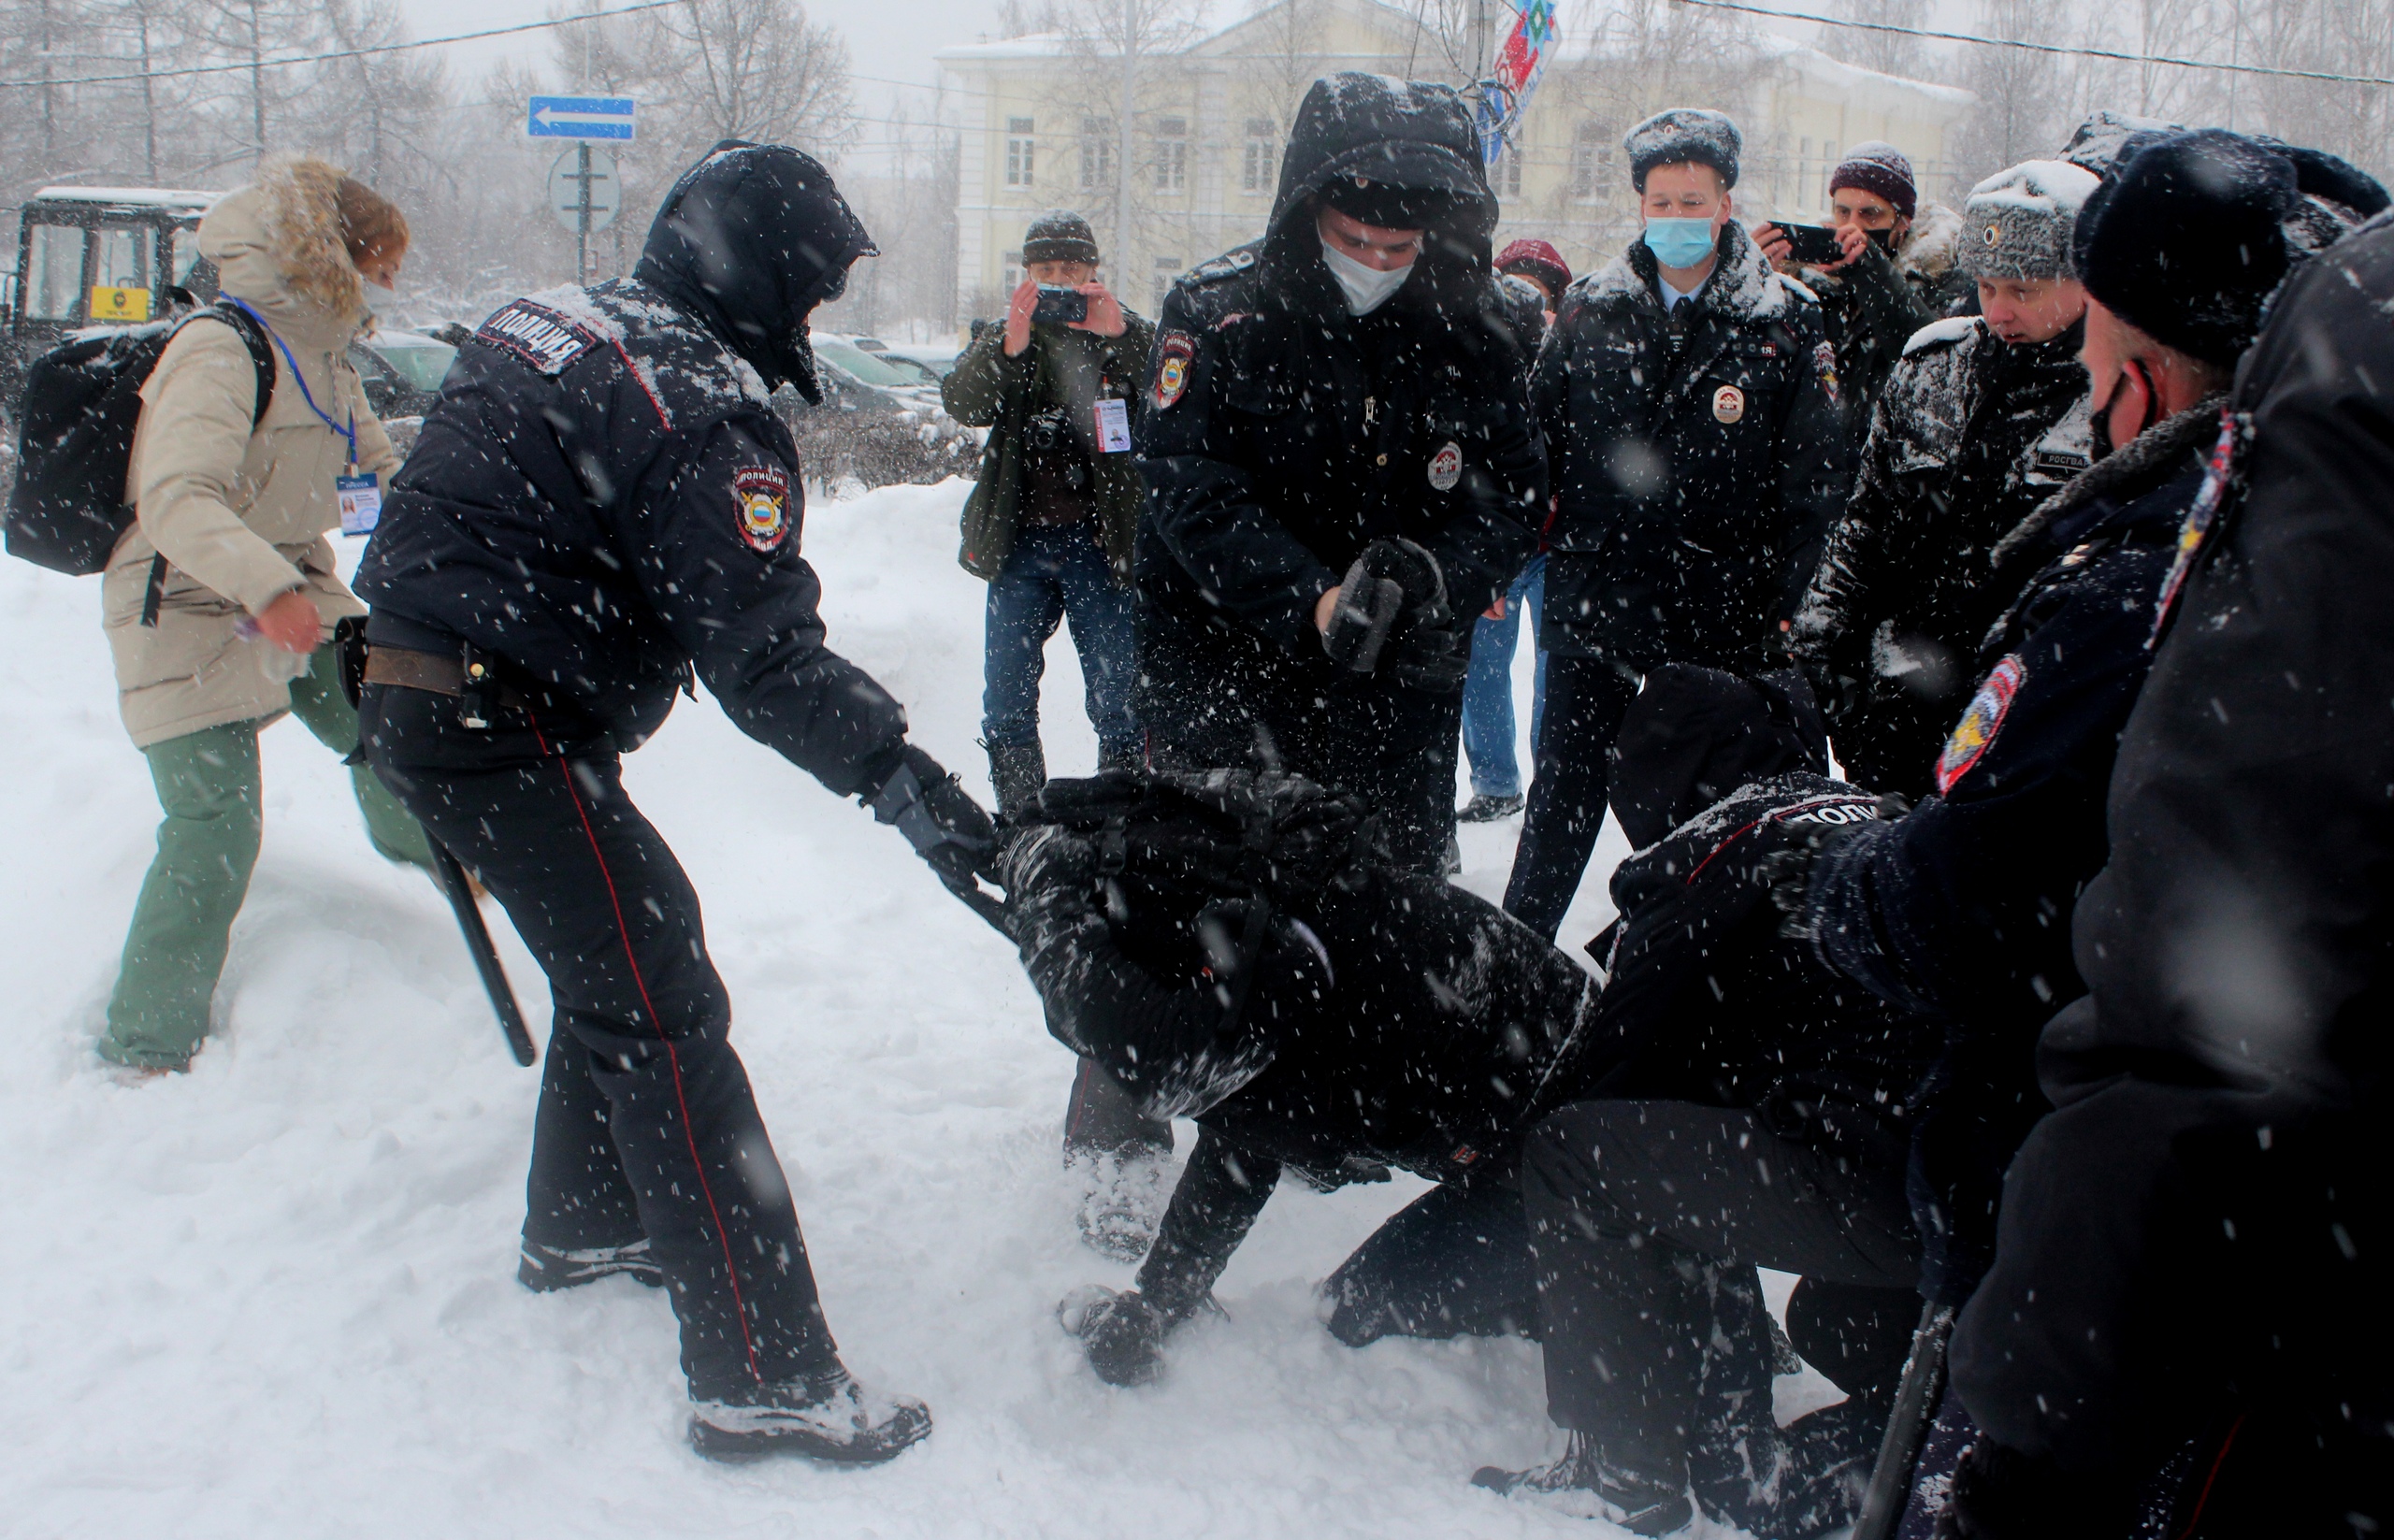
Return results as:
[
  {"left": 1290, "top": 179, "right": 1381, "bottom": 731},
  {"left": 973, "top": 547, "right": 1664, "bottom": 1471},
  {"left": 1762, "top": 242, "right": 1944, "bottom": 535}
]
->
[{"left": 526, "top": 96, "right": 637, "bottom": 141}]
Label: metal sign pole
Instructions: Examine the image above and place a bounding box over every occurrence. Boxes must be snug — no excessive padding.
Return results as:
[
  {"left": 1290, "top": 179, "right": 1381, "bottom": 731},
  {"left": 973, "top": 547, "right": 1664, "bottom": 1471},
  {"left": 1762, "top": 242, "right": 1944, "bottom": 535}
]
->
[{"left": 576, "top": 140, "right": 592, "bottom": 282}]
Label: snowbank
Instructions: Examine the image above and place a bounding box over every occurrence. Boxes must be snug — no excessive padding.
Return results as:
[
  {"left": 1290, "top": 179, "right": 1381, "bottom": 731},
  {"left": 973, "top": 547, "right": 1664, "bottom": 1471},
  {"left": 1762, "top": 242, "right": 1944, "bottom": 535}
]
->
[{"left": 0, "top": 479, "right": 1694, "bottom": 1539}]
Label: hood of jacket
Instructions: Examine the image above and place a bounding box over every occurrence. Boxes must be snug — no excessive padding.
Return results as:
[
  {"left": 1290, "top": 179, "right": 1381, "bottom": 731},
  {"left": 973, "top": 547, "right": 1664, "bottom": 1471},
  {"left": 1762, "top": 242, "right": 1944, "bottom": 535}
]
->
[
  {"left": 201, "top": 155, "right": 368, "bottom": 352},
  {"left": 1896, "top": 198, "right": 1962, "bottom": 281},
  {"left": 632, "top": 140, "right": 876, "bottom": 404},
  {"left": 1260, "top": 73, "right": 1498, "bottom": 305}
]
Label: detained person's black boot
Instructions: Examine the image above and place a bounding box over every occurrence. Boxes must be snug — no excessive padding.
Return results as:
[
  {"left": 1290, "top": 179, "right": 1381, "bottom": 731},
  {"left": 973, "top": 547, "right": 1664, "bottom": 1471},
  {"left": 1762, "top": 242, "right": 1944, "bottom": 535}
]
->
[
  {"left": 516, "top": 1237, "right": 666, "bottom": 1292},
  {"left": 1473, "top": 1433, "right": 1696, "bottom": 1533},
  {"left": 688, "top": 1365, "right": 933, "bottom": 1464}
]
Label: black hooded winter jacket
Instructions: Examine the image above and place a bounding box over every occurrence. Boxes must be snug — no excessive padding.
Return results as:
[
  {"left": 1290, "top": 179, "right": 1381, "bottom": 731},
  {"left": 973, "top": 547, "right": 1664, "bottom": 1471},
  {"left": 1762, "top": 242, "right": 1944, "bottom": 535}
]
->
[
  {"left": 1535, "top": 223, "right": 1849, "bottom": 671},
  {"left": 356, "top": 143, "right": 907, "bottom": 794},
  {"left": 1132, "top": 73, "right": 1545, "bottom": 664}
]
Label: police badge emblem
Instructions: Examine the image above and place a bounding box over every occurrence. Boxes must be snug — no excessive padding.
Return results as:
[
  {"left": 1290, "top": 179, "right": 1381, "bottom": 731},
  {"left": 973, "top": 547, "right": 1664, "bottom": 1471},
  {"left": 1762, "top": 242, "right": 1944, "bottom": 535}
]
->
[
  {"left": 1712, "top": 384, "right": 1745, "bottom": 425},
  {"left": 1937, "top": 654, "right": 2026, "bottom": 794},
  {"left": 733, "top": 466, "right": 792, "bottom": 554},
  {"left": 1427, "top": 440, "right": 1463, "bottom": 491},
  {"left": 1153, "top": 330, "right": 1196, "bottom": 410}
]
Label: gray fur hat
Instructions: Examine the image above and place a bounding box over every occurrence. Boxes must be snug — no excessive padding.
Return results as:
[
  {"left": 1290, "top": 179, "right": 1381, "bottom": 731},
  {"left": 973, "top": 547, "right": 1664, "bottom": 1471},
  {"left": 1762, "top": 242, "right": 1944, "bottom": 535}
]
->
[
  {"left": 1623, "top": 108, "right": 1741, "bottom": 191},
  {"left": 1958, "top": 160, "right": 2101, "bottom": 281}
]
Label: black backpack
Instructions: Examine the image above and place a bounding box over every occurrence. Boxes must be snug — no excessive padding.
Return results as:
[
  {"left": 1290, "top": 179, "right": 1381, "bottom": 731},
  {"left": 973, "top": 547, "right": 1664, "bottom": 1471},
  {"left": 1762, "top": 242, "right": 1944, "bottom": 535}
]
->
[{"left": 5, "top": 300, "right": 275, "bottom": 575}]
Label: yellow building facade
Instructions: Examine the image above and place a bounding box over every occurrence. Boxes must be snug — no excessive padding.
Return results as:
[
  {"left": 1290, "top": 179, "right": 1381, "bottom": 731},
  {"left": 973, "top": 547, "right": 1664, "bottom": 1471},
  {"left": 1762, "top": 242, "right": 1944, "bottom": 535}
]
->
[{"left": 936, "top": 0, "right": 1974, "bottom": 321}]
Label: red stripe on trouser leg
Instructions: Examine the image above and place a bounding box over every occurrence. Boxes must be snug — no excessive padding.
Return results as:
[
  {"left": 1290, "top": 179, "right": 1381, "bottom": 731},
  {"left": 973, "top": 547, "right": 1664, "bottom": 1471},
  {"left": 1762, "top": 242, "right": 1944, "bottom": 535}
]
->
[{"left": 532, "top": 721, "right": 765, "bottom": 1388}]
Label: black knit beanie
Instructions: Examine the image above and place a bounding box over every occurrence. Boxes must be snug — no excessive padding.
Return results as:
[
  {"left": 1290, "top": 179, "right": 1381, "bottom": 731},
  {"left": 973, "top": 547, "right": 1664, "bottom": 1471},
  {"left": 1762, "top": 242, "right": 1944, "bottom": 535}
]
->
[
  {"left": 2074, "top": 130, "right": 2299, "bottom": 367},
  {"left": 1023, "top": 209, "right": 1100, "bottom": 266}
]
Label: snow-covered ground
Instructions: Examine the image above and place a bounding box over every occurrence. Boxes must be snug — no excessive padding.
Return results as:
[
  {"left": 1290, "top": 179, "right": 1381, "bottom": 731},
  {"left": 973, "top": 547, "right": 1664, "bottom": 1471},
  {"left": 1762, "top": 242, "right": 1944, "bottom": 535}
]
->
[{"left": 0, "top": 480, "right": 1810, "bottom": 1538}]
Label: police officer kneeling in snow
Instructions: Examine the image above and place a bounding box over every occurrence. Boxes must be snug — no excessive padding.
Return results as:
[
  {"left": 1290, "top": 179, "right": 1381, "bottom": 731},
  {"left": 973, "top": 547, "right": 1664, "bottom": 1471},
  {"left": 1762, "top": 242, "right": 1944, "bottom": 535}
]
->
[{"left": 353, "top": 143, "right": 998, "bottom": 1464}]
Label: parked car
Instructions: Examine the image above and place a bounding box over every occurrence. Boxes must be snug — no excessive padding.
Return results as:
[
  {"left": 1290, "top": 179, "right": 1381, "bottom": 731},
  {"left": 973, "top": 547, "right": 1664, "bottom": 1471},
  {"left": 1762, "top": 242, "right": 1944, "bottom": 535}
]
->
[
  {"left": 851, "top": 336, "right": 961, "bottom": 381},
  {"left": 780, "top": 335, "right": 977, "bottom": 489},
  {"left": 350, "top": 329, "right": 457, "bottom": 420}
]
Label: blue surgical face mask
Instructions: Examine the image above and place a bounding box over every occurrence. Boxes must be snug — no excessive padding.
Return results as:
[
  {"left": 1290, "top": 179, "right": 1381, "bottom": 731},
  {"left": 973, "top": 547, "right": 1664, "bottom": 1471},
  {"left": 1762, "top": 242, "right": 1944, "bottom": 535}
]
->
[{"left": 1642, "top": 216, "right": 1719, "bottom": 271}]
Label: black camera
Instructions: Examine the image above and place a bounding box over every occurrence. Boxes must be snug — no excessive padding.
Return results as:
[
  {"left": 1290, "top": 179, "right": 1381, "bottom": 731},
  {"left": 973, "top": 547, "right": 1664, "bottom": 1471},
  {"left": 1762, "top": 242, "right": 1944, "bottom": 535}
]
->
[{"left": 1032, "top": 284, "right": 1089, "bottom": 324}]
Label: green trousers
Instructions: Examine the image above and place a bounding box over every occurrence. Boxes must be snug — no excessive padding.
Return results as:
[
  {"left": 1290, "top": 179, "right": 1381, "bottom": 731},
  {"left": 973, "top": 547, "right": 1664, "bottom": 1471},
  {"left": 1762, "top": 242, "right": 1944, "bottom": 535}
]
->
[{"left": 99, "top": 646, "right": 434, "bottom": 1070}]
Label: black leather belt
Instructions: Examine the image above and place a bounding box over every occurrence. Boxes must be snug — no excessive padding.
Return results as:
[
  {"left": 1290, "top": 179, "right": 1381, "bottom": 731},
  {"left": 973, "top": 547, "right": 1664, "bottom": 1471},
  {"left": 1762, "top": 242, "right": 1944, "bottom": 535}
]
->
[{"left": 363, "top": 645, "right": 529, "bottom": 712}]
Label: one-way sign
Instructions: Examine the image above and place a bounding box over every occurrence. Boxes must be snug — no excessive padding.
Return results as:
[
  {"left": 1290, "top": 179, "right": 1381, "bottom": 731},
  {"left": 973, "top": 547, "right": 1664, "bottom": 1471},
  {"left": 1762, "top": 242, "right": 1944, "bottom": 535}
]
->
[{"left": 526, "top": 95, "right": 636, "bottom": 141}]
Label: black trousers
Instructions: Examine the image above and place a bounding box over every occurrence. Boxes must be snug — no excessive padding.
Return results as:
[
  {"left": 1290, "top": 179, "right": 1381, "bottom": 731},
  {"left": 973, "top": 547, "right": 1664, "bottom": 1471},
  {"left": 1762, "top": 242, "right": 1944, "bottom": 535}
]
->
[
  {"left": 1503, "top": 652, "right": 1643, "bottom": 941},
  {"left": 1322, "top": 1174, "right": 1538, "bottom": 1346},
  {"left": 1523, "top": 1101, "right": 1919, "bottom": 1489},
  {"left": 362, "top": 684, "right": 841, "bottom": 1400}
]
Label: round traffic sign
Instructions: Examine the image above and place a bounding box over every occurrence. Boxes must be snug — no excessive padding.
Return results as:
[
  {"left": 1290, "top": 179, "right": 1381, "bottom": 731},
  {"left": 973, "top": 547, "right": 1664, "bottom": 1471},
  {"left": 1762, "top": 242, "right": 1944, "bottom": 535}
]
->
[{"left": 547, "top": 148, "right": 622, "bottom": 234}]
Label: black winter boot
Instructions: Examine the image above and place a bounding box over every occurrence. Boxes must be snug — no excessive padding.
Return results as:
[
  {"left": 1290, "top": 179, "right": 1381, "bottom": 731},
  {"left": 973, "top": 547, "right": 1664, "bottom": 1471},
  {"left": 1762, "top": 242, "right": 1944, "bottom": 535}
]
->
[
  {"left": 517, "top": 1236, "right": 666, "bottom": 1292},
  {"left": 988, "top": 739, "right": 1048, "bottom": 823},
  {"left": 1472, "top": 1433, "right": 1695, "bottom": 1533},
  {"left": 1058, "top": 1286, "right": 1177, "bottom": 1386},
  {"left": 688, "top": 1366, "right": 933, "bottom": 1465}
]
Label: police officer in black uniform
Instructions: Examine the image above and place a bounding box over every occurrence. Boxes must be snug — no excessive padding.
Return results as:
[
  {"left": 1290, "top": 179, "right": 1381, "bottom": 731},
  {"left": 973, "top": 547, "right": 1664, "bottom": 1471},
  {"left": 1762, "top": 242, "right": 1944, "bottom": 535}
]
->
[
  {"left": 1506, "top": 108, "right": 1848, "bottom": 943},
  {"left": 1132, "top": 71, "right": 1545, "bottom": 869},
  {"left": 353, "top": 143, "right": 998, "bottom": 1465},
  {"left": 1073, "top": 73, "right": 1543, "bottom": 1175}
]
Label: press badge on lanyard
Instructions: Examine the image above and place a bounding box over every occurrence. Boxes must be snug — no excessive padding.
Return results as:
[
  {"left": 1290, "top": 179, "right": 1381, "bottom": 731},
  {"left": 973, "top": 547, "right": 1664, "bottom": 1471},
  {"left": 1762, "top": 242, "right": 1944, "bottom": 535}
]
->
[
  {"left": 231, "top": 297, "right": 381, "bottom": 535},
  {"left": 1093, "top": 397, "right": 1132, "bottom": 453}
]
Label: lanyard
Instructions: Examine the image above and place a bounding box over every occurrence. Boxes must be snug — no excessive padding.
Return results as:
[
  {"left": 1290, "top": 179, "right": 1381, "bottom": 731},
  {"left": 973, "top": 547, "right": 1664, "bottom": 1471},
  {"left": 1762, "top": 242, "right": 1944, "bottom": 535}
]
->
[{"left": 229, "top": 297, "right": 358, "bottom": 468}]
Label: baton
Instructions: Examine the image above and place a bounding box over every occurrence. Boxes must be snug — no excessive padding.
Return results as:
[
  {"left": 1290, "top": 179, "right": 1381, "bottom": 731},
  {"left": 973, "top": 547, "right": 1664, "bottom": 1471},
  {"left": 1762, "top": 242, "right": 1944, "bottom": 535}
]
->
[
  {"left": 426, "top": 838, "right": 537, "bottom": 1067},
  {"left": 1853, "top": 1301, "right": 1955, "bottom": 1540}
]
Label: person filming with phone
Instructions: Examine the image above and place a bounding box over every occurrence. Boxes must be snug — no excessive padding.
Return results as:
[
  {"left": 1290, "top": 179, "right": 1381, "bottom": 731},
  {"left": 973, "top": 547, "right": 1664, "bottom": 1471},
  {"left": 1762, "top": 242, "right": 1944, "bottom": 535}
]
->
[
  {"left": 943, "top": 210, "right": 1154, "bottom": 825},
  {"left": 1755, "top": 143, "right": 1969, "bottom": 441}
]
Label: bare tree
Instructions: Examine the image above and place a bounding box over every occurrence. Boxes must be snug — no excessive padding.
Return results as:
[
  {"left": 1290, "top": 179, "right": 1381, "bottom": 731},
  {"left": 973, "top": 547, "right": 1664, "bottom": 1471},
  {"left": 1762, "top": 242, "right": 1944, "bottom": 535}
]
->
[
  {"left": 1834, "top": 0, "right": 1928, "bottom": 80},
  {"left": 637, "top": 0, "right": 858, "bottom": 167},
  {"left": 193, "top": 0, "right": 317, "bottom": 168},
  {"left": 1948, "top": 0, "right": 2074, "bottom": 180}
]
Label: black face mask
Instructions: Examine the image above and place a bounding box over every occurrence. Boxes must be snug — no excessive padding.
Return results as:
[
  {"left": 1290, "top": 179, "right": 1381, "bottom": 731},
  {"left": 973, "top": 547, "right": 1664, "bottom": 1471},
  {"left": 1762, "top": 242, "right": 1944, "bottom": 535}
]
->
[{"left": 1867, "top": 226, "right": 1898, "bottom": 252}]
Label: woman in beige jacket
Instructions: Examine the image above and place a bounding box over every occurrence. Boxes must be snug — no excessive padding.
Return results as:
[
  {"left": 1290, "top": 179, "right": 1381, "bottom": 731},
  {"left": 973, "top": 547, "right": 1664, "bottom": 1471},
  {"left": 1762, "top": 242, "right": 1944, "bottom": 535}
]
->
[{"left": 99, "top": 155, "right": 432, "bottom": 1072}]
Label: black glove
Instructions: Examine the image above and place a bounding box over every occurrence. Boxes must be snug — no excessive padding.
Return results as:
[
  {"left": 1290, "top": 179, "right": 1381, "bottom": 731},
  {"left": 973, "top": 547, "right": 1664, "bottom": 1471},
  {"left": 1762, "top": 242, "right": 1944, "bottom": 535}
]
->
[
  {"left": 1754, "top": 793, "right": 1907, "bottom": 939},
  {"left": 1059, "top": 1287, "right": 1175, "bottom": 1387},
  {"left": 1937, "top": 1438, "right": 2141, "bottom": 1540},
  {"left": 996, "top": 823, "right": 1101, "bottom": 955},
  {"left": 1321, "top": 538, "right": 1449, "bottom": 675},
  {"left": 1389, "top": 622, "right": 1471, "bottom": 693},
  {"left": 869, "top": 744, "right": 1002, "bottom": 928}
]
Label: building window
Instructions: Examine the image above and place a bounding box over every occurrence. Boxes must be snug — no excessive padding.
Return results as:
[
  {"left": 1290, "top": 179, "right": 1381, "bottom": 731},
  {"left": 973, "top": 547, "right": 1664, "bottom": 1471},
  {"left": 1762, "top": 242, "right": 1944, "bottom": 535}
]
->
[
  {"left": 1005, "top": 117, "right": 1035, "bottom": 188},
  {"left": 1495, "top": 145, "right": 1522, "bottom": 200},
  {"left": 1080, "top": 118, "right": 1114, "bottom": 192},
  {"left": 1570, "top": 121, "right": 1612, "bottom": 201},
  {"left": 1153, "top": 116, "right": 1188, "bottom": 194},
  {"left": 1002, "top": 249, "right": 1024, "bottom": 294},
  {"left": 1152, "top": 254, "right": 1182, "bottom": 312},
  {"left": 1241, "top": 117, "right": 1275, "bottom": 193}
]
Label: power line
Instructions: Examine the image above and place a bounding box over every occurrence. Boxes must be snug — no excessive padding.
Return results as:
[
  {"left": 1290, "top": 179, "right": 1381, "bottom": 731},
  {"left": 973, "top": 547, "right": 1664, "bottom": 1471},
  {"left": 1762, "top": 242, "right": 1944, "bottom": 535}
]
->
[
  {"left": 0, "top": 0, "right": 686, "bottom": 91},
  {"left": 1670, "top": 0, "right": 2394, "bottom": 89}
]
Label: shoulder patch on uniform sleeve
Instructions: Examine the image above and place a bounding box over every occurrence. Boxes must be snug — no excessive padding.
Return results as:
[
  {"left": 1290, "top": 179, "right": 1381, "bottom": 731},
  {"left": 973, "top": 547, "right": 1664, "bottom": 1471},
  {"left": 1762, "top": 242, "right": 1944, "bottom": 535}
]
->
[
  {"left": 1902, "top": 314, "right": 1983, "bottom": 357},
  {"left": 1812, "top": 339, "right": 1841, "bottom": 407},
  {"left": 733, "top": 465, "right": 793, "bottom": 554},
  {"left": 1936, "top": 654, "right": 2025, "bottom": 793},
  {"left": 1152, "top": 330, "right": 1196, "bottom": 410},
  {"left": 476, "top": 300, "right": 602, "bottom": 375}
]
